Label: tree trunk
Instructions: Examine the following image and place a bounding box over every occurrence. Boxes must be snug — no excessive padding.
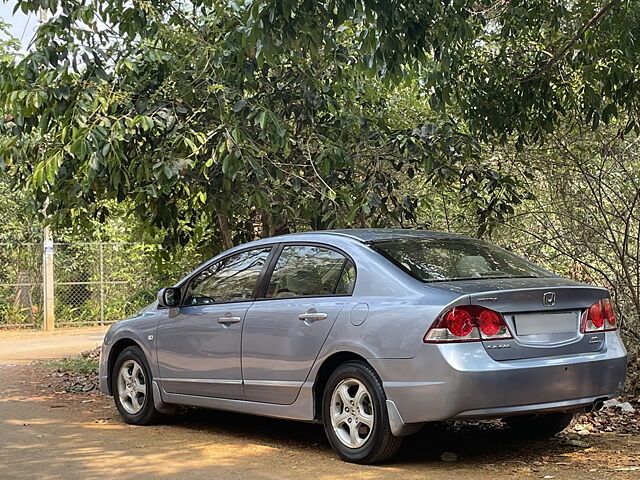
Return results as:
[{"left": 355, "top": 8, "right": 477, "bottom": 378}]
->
[
  {"left": 260, "top": 212, "right": 272, "bottom": 239},
  {"left": 273, "top": 214, "right": 289, "bottom": 236},
  {"left": 217, "top": 213, "right": 234, "bottom": 250}
]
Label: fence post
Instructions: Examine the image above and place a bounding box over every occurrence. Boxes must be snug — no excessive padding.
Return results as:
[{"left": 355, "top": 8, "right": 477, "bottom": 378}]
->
[
  {"left": 43, "top": 228, "right": 55, "bottom": 331},
  {"left": 99, "top": 243, "right": 105, "bottom": 325}
]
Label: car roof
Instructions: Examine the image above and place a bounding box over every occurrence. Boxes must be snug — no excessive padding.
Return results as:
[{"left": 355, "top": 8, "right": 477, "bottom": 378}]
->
[
  {"left": 285, "top": 228, "right": 472, "bottom": 243},
  {"left": 215, "top": 229, "right": 475, "bottom": 258}
]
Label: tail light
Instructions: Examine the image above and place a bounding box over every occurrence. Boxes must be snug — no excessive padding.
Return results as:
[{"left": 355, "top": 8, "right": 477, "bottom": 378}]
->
[
  {"left": 581, "top": 298, "right": 617, "bottom": 333},
  {"left": 424, "top": 305, "right": 513, "bottom": 343}
]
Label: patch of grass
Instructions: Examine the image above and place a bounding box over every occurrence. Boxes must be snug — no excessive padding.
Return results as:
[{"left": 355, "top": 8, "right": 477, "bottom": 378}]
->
[{"left": 46, "top": 355, "right": 98, "bottom": 375}]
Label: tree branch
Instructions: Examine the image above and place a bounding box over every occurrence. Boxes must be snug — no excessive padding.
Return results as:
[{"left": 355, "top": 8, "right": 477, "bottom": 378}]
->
[{"left": 520, "top": 0, "right": 622, "bottom": 83}]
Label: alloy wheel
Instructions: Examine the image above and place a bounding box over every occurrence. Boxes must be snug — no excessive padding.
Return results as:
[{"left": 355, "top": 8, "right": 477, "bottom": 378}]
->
[
  {"left": 116, "top": 359, "right": 147, "bottom": 414},
  {"left": 330, "top": 378, "right": 375, "bottom": 448}
]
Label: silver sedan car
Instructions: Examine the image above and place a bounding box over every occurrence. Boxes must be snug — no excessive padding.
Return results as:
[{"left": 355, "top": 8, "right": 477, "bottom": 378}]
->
[{"left": 99, "top": 229, "right": 627, "bottom": 464}]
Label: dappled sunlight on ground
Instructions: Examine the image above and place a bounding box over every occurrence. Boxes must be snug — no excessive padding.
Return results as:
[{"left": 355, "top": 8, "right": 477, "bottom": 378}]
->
[{"left": 5, "top": 418, "right": 60, "bottom": 425}]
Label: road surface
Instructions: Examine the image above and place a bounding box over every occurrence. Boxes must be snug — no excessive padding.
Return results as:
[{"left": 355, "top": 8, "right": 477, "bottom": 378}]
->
[{"left": 0, "top": 326, "right": 107, "bottom": 364}]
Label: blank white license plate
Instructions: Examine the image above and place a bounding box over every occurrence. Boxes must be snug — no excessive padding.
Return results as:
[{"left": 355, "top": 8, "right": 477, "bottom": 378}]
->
[{"left": 514, "top": 311, "right": 579, "bottom": 336}]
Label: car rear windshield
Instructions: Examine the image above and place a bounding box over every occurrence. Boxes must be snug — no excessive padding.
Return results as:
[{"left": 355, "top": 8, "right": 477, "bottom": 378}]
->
[{"left": 371, "top": 237, "right": 551, "bottom": 282}]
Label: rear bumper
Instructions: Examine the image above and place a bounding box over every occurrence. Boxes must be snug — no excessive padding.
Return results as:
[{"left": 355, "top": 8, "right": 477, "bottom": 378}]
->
[{"left": 374, "top": 331, "right": 627, "bottom": 426}]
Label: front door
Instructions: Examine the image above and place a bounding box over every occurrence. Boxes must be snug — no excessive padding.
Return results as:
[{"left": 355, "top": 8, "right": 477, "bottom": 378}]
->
[
  {"left": 156, "top": 247, "right": 272, "bottom": 399},
  {"left": 242, "top": 244, "right": 356, "bottom": 404}
]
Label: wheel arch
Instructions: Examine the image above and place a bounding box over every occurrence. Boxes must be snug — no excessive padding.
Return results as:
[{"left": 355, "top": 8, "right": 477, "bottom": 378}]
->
[
  {"left": 106, "top": 338, "right": 143, "bottom": 395},
  {"left": 312, "top": 351, "right": 374, "bottom": 421}
]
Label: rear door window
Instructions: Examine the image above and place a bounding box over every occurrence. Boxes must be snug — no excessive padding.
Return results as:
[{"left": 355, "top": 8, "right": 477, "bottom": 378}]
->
[
  {"left": 265, "top": 245, "right": 355, "bottom": 298},
  {"left": 335, "top": 260, "right": 356, "bottom": 295}
]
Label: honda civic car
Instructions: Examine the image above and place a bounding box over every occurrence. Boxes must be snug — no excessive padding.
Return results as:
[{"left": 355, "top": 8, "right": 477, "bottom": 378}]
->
[{"left": 99, "top": 229, "right": 627, "bottom": 464}]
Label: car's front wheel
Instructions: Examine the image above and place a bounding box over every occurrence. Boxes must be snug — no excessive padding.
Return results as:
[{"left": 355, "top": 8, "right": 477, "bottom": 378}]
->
[
  {"left": 111, "top": 346, "right": 161, "bottom": 425},
  {"left": 322, "top": 361, "right": 402, "bottom": 464},
  {"left": 505, "top": 411, "right": 575, "bottom": 438}
]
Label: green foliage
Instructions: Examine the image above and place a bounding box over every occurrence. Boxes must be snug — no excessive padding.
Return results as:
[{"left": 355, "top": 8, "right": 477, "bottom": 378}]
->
[
  {"left": 0, "top": 20, "right": 19, "bottom": 63},
  {"left": 45, "top": 355, "right": 98, "bottom": 375},
  {"left": 244, "top": 0, "right": 640, "bottom": 144},
  {"left": 0, "top": 0, "right": 528, "bottom": 247},
  {"left": 0, "top": 175, "right": 42, "bottom": 242}
]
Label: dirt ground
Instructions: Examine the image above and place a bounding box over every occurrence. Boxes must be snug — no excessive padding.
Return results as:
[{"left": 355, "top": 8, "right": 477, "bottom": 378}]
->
[
  {"left": 0, "top": 364, "right": 637, "bottom": 480},
  {"left": 1, "top": 328, "right": 639, "bottom": 479}
]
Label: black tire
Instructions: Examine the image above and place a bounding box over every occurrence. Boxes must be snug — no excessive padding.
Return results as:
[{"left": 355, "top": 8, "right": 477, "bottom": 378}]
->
[
  {"left": 505, "top": 412, "right": 574, "bottom": 439},
  {"left": 111, "top": 346, "right": 161, "bottom": 425},
  {"left": 322, "top": 360, "right": 402, "bottom": 464}
]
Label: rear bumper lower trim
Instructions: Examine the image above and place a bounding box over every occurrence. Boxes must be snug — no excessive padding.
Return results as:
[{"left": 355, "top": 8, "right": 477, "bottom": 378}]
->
[{"left": 452, "top": 394, "right": 613, "bottom": 419}]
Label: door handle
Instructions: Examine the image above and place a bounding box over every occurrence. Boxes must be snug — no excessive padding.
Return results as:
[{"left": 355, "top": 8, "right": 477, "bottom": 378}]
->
[
  {"left": 298, "top": 312, "right": 328, "bottom": 322},
  {"left": 218, "top": 316, "right": 242, "bottom": 325}
]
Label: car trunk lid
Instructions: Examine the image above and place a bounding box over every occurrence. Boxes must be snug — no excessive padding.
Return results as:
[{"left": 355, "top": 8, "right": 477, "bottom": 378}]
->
[{"left": 427, "top": 277, "right": 609, "bottom": 360}]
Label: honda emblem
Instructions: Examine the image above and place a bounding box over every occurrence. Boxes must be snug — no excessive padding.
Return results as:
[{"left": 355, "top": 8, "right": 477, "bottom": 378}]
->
[{"left": 543, "top": 292, "right": 556, "bottom": 306}]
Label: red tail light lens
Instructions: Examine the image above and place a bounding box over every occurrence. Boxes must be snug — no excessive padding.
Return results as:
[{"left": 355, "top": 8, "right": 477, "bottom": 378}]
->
[
  {"left": 589, "top": 302, "right": 604, "bottom": 328},
  {"left": 602, "top": 298, "right": 616, "bottom": 328},
  {"left": 424, "top": 305, "right": 512, "bottom": 343},
  {"left": 443, "top": 308, "right": 474, "bottom": 337},
  {"left": 581, "top": 298, "right": 617, "bottom": 332},
  {"left": 478, "top": 309, "right": 503, "bottom": 336}
]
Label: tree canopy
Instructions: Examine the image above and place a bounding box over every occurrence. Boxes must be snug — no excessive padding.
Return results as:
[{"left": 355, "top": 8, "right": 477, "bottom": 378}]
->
[{"left": 10, "top": 0, "right": 637, "bottom": 245}]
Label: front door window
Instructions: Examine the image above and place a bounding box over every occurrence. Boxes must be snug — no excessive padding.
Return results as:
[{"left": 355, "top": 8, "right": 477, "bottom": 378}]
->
[{"left": 184, "top": 248, "right": 271, "bottom": 305}]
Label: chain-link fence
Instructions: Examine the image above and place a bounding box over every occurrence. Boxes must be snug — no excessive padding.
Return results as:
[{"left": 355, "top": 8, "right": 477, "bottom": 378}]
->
[
  {"left": 0, "top": 242, "right": 160, "bottom": 328},
  {"left": 0, "top": 243, "right": 44, "bottom": 328}
]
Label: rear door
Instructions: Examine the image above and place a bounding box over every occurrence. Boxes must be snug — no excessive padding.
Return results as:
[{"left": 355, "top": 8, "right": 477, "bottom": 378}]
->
[
  {"left": 242, "top": 244, "right": 356, "bottom": 404},
  {"left": 156, "top": 247, "right": 272, "bottom": 399}
]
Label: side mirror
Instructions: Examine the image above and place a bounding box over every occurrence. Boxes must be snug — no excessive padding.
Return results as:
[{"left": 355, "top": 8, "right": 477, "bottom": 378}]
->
[{"left": 157, "top": 287, "right": 181, "bottom": 308}]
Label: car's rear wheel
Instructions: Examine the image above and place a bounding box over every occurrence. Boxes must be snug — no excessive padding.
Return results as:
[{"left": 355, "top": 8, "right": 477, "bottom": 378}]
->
[
  {"left": 111, "top": 346, "right": 161, "bottom": 425},
  {"left": 322, "top": 361, "right": 402, "bottom": 464},
  {"left": 505, "top": 411, "right": 574, "bottom": 438}
]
